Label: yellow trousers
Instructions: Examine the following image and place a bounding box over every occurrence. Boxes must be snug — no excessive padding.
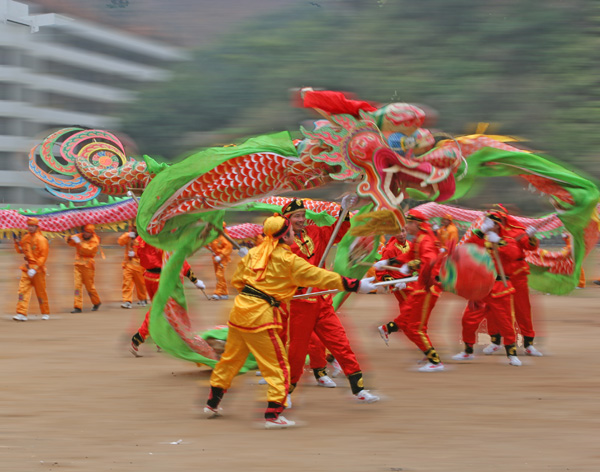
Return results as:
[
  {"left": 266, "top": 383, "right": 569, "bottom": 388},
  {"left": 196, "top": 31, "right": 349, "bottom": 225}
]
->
[
  {"left": 213, "top": 261, "right": 228, "bottom": 296},
  {"left": 16, "top": 271, "right": 50, "bottom": 315},
  {"left": 122, "top": 263, "right": 148, "bottom": 302},
  {"left": 74, "top": 265, "right": 101, "bottom": 309},
  {"left": 210, "top": 327, "right": 289, "bottom": 406}
]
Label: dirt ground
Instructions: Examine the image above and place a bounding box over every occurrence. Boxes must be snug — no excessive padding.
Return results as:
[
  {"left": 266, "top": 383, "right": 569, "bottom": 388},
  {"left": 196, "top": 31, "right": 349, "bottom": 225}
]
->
[{"left": 1, "top": 241, "right": 600, "bottom": 472}]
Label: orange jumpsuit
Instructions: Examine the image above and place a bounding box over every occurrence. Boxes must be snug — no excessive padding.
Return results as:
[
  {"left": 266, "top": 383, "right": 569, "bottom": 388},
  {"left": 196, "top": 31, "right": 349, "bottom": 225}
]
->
[
  {"left": 437, "top": 222, "right": 459, "bottom": 249},
  {"left": 66, "top": 233, "right": 101, "bottom": 309},
  {"left": 15, "top": 230, "right": 50, "bottom": 316},
  {"left": 117, "top": 232, "right": 148, "bottom": 303},
  {"left": 208, "top": 234, "right": 233, "bottom": 297}
]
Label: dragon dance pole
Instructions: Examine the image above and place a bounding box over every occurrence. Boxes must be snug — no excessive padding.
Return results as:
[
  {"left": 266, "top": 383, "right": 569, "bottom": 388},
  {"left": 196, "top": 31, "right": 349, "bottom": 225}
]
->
[{"left": 293, "top": 276, "right": 418, "bottom": 299}]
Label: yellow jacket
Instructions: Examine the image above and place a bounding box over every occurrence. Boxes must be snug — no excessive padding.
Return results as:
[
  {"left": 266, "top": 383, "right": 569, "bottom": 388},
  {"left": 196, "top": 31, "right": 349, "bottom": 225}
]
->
[
  {"left": 66, "top": 233, "right": 100, "bottom": 267},
  {"left": 228, "top": 243, "right": 346, "bottom": 333},
  {"left": 209, "top": 235, "right": 233, "bottom": 264},
  {"left": 15, "top": 230, "right": 49, "bottom": 272},
  {"left": 437, "top": 223, "right": 459, "bottom": 247}
]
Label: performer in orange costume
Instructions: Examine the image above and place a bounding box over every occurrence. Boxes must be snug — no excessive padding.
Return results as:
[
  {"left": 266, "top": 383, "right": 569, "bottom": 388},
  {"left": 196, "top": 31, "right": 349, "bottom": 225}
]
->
[
  {"left": 117, "top": 225, "right": 148, "bottom": 309},
  {"left": 66, "top": 224, "right": 101, "bottom": 313},
  {"left": 207, "top": 223, "right": 233, "bottom": 300},
  {"left": 452, "top": 210, "right": 523, "bottom": 366},
  {"left": 374, "top": 227, "right": 414, "bottom": 337},
  {"left": 376, "top": 209, "right": 445, "bottom": 372},
  {"left": 13, "top": 217, "right": 50, "bottom": 321},
  {"left": 434, "top": 214, "right": 459, "bottom": 250}
]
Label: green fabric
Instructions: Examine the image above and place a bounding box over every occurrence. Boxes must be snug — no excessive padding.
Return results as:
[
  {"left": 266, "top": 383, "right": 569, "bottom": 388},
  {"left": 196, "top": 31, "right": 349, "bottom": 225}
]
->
[
  {"left": 200, "top": 327, "right": 258, "bottom": 372},
  {"left": 136, "top": 132, "right": 297, "bottom": 365},
  {"left": 446, "top": 147, "right": 599, "bottom": 294}
]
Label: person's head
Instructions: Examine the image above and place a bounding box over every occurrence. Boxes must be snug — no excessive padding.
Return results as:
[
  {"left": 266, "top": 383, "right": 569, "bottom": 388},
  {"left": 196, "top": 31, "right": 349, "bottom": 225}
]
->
[
  {"left": 82, "top": 224, "right": 95, "bottom": 240},
  {"left": 442, "top": 214, "right": 452, "bottom": 227},
  {"left": 405, "top": 209, "right": 427, "bottom": 236},
  {"left": 486, "top": 211, "right": 505, "bottom": 233},
  {"left": 263, "top": 215, "right": 294, "bottom": 244},
  {"left": 395, "top": 227, "right": 407, "bottom": 243},
  {"left": 26, "top": 217, "right": 39, "bottom": 234},
  {"left": 128, "top": 224, "right": 137, "bottom": 234},
  {"left": 281, "top": 199, "right": 306, "bottom": 234}
]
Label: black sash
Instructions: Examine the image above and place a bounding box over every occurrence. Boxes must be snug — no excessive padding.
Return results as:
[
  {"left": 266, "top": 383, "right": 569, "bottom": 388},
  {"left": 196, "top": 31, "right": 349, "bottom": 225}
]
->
[{"left": 241, "top": 285, "right": 281, "bottom": 308}]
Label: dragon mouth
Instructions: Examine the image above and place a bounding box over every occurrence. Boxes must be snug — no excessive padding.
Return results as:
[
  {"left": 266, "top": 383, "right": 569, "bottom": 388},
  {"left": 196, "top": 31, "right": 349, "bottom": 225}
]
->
[{"left": 373, "top": 148, "right": 456, "bottom": 206}]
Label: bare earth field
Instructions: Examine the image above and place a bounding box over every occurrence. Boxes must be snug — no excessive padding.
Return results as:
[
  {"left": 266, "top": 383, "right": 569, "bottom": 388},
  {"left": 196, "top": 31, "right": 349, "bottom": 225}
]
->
[{"left": 1, "top": 242, "right": 599, "bottom": 472}]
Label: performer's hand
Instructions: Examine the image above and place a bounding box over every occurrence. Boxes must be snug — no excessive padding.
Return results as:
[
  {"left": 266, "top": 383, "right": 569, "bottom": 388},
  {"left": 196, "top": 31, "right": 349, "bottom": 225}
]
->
[
  {"left": 195, "top": 280, "right": 206, "bottom": 290},
  {"left": 341, "top": 193, "right": 358, "bottom": 211},
  {"left": 237, "top": 247, "right": 249, "bottom": 257},
  {"left": 480, "top": 217, "right": 495, "bottom": 233},
  {"left": 214, "top": 255, "right": 222, "bottom": 263},
  {"left": 432, "top": 224, "right": 440, "bottom": 231},
  {"left": 399, "top": 263, "right": 411, "bottom": 275},
  {"left": 71, "top": 235, "right": 81, "bottom": 244},
  {"left": 486, "top": 231, "right": 501, "bottom": 244},
  {"left": 27, "top": 268, "right": 36, "bottom": 278},
  {"left": 128, "top": 250, "right": 135, "bottom": 257},
  {"left": 128, "top": 231, "right": 136, "bottom": 238},
  {"left": 373, "top": 259, "right": 389, "bottom": 270},
  {"left": 394, "top": 281, "right": 407, "bottom": 291},
  {"left": 358, "top": 276, "right": 377, "bottom": 293},
  {"left": 526, "top": 226, "right": 537, "bottom": 237}
]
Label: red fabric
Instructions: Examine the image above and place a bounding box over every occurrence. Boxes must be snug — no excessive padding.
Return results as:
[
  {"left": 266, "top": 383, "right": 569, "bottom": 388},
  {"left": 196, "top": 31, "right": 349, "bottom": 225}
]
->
[
  {"left": 302, "top": 90, "right": 377, "bottom": 116},
  {"left": 510, "top": 272, "right": 535, "bottom": 338},
  {"left": 399, "top": 289, "right": 441, "bottom": 352},
  {"left": 288, "top": 298, "right": 361, "bottom": 385},
  {"left": 307, "top": 333, "right": 327, "bottom": 370},
  {"left": 137, "top": 238, "right": 163, "bottom": 271},
  {"left": 460, "top": 289, "right": 516, "bottom": 346}
]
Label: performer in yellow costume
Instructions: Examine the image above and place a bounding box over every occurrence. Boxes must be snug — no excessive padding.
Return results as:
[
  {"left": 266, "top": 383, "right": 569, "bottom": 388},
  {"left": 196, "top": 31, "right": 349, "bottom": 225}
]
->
[
  {"left": 13, "top": 217, "right": 51, "bottom": 321},
  {"left": 117, "top": 226, "right": 148, "bottom": 308},
  {"left": 66, "top": 224, "right": 102, "bottom": 313},
  {"left": 203, "top": 215, "right": 376, "bottom": 429}
]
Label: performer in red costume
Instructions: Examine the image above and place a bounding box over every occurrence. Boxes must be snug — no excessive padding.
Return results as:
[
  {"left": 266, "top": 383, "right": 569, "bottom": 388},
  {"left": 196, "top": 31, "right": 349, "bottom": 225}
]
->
[
  {"left": 374, "top": 227, "right": 414, "bottom": 339},
  {"left": 452, "top": 210, "right": 523, "bottom": 366},
  {"left": 129, "top": 238, "right": 205, "bottom": 356},
  {"left": 376, "top": 209, "right": 445, "bottom": 372},
  {"left": 285, "top": 198, "right": 379, "bottom": 403}
]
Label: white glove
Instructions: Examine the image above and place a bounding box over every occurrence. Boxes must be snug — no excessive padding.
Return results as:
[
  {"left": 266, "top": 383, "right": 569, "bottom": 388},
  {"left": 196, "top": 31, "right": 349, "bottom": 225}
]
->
[
  {"left": 480, "top": 217, "right": 495, "bottom": 233},
  {"left": 214, "top": 255, "right": 222, "bottom": 263},
  {"left": 128, "top": 232, "right": 136, "bottom": 238},
  {"left": 341, "top": 193, "right": 358, "bottom": 211},
  {"left": 526, "top": 226, "right": 537, "bottom": 237},
  {"left": 195, "top": 280, "right": 206, "bottom": 290},
  {"left": 486, "top": 231, "right": 501, "bottom": 244},
  {"left": 432, "top": 224, "right": 440, "bottom": 231},
  {"left": 238, "top": 247, "right": 249, "bottom": 257},
  {"left": 27, "top": 268, "right": 37, "bottom": 278},
  {"left": 128, "top": 251, "right": 135, "bottom": 257},
  {"left": 373, "top": 259, "right": 389, "bottom": 270},
  {"left": 399, "top": 263, "right": 411, "bottom": 275},
  {"left": 358, "top": 276, "right": 377, "bottom": 293},
  {"left": 71, "top": 235, "right": 81, "bottom": 244},
  {"left": 394, "top": 281, "right": 407, "bottom": 291}
]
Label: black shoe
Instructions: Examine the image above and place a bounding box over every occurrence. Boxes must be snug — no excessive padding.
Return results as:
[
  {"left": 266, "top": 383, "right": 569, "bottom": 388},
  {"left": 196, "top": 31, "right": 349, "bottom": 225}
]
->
[
  {"left": 92, "top": 303, "right": 101, "bottom": 311},
  {"left": 593, "top": 280, "right": 600, "bottom": 286},
  {"left": 71, "top": 308, "right": 82, "bottom": 313}
]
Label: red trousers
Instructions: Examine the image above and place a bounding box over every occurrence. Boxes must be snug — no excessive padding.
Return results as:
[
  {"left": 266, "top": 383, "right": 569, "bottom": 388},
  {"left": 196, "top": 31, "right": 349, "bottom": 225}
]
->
[
  {"left": 398, "top": 287, "right": 440, "bottom": 353},
  {"left": 307, "top": 333, "right": 327, "bottom": 369},
  {"left": 460, "top": 281, "right": 517, "bottom": 346},
  {"left": 288, "top": 297, "right": 360, "bottom": 385},
  {"left": 138, "top": 273, "right": 160, "bottom": 340},
  {"left": 391, "top": 288, "right": 412, "bottom": 326},
  {"left": 510, "top": 272, "right": 535, "bottom": 338}
]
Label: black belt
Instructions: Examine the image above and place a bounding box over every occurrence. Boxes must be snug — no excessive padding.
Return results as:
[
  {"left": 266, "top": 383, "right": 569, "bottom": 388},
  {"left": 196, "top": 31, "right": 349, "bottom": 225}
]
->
[
  {"left": 146, "top": 267, "right": 161, "bottom": 274},
  {"left": 241, "top": 285, "right": 280, "bottom": 308},
  {"left": 496, "top": 275, "right": 510, "bottom": 281}
]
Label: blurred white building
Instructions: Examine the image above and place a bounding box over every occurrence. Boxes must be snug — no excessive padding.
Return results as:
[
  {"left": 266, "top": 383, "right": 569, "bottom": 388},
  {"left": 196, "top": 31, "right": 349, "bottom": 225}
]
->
[{"left": 0, "top": 0, "right": 187, "bottom": 206}]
